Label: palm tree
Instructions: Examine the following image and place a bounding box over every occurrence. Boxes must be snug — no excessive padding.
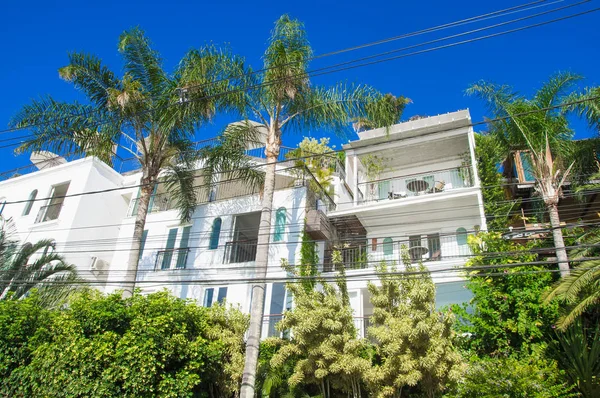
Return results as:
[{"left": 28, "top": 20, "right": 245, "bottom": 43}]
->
[
  {"left": 543, "top": 227, "right": 600, "bottom": 329},
  {"left": 0, "top": 218, "right": 81, "bottom": 306},
  {"left": 235, "top": 15, "right": 407, "bottom": 397},
  {"left": 467, "top": 72, "right": 585, "bottom": 278},
  {"left": 10, "top": 28, "right": 243, "bottom": 296}
]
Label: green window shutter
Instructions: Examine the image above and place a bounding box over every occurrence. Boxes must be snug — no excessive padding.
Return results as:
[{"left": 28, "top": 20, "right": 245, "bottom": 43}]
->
[
  {"left": 274, "top": 208, "right": 286, "bottom": 242},
  {"left": 161, "top": 228, "right": 178, "bottom": 269},
  {"left": 176, "top": 226, "right": 191, "bottom": 269},
  {"left": 22, "top": 190, "right": 38, "bottom": 216},
  {"left": 383, "top": 237, "right": 393, "bottom": 256},
  {"left": 378, "top": 181, "right": 390, "bottom": 200},
  {"left": 139, "top": 230, "right": 148, "bottom": 260},
  {"left": 209, "top": 218, "right": 222, "bottom": 250}
]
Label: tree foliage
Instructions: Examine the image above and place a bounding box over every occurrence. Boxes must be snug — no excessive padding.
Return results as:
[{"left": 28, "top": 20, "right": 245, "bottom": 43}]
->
[
  {"left": 365, "top": 249, "right": 463, "bottom": 398},
  {"left": 452, "top": 232, "right": 560, "bottom": 356},
  {"left": 0, "top": 290, "right": 248, "bottom": 397},
  {"left": 273, "top": 253, "right": 370, "bottom": 398}
]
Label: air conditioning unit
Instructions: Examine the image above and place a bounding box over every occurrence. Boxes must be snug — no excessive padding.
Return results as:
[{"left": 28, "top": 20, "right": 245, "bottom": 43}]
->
[{"left": 89, "top": 256, "right": 106, "bottom": 272}]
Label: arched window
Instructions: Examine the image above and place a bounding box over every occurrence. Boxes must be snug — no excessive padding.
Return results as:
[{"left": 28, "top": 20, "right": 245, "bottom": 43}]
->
[
  {"left": 456, "top": 228, "right": 468, "bottom": 246},
  {"left": 274, "top": 208, "right": 286, "bottom": 242},
  {"left": 22, "top": 190, "right": 38, "bottom": 216},
  {"left": 383, "top": 237, "right": 393, "bottom": 256},
  {"left": 209, "top": 218, "right": 222, "bottom": 250}
]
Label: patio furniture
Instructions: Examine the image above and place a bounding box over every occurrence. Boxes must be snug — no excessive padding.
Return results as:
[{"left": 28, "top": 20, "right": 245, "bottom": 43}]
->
[
  {"left": 388, "top": 191, "right": 408, "bottom": 200},
  {"left": 408, "top": 246, "right": 429, "bottom": 262},
  {"left": 427, "top": 180, "right": 446, "bottom": 194},
  {"left": 407, "top": 179, "right": 430, "bottom": 194}
]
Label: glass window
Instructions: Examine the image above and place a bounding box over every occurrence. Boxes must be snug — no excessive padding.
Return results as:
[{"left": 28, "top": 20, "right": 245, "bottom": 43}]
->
[
  {"left": 274, "top": 208, "right": 286, "bottom": 242},
  {"left": 22, "top": 190, "right": 38, "bottom": 216},
  {"left": 268, "top": 283, "right": 286, "bottom": 337},
  {"left": 217, "top": 287, "right": 228, "bottom": 304},
  {"left": 203, "top": 288, "right": 214, "bottom": 307},
  {"left": 383, "top": 237, "right": 393, "bottom": 256},
  {"left": 428, "top": 234, "right": 441, "bottom": 260},
  {"left": 209, "top": 218, "right": 222, "bottom": 250}
]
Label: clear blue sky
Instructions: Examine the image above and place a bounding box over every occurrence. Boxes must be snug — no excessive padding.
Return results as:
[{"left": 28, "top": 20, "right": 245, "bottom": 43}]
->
[{"left": 0, "top": 0, "right": 598, "bottom": 172}]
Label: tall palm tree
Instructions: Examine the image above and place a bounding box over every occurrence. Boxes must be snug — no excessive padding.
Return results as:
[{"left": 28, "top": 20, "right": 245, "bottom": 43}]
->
[
  {"left": 10, "top": 28, "right": 243, "bottom": 296},
  {"left": 235, "top": 15, "right": 407, "bottom": 397},
  {"left": 0, "top": 218, "right": 81, "bottom": 306},
  {"left": 467, "top": 72, "right": 585, "bottom": 278}
]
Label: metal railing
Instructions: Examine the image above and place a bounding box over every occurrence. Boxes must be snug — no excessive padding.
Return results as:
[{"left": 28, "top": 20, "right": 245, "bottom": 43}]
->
[
  {"left": 127, "top": 193, "right": 177, "bottom": 217},
  {"left": 324, "top": 233, "right": 472, "bottom": 271},
  {"left": 155, "top": 248, "right": 190, "bottom": 270},
  {"left": 34, "top": 202, "right": 63, "bottom": 223},
  {"left": 357, "top": 165, "right": 473, "bottom": 205},
  {"left": 223, "top": 239, "right": 258, "bottom": 264},
  {"left": 353, "top": 316, "right": 372, "bottom": 339}
]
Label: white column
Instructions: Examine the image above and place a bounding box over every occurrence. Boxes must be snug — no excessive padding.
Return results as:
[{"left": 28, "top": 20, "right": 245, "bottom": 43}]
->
[{"left": 353, "top": 155, "right": 359, "bottom": 207}]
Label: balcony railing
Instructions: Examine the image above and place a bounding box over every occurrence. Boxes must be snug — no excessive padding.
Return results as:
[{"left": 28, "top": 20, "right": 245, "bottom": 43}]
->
[
  {"left": 34, "top": 202, "right": 63, "bottom": 223},
  {"left": 128, "top": 193, "right": 176, "bottom": 217},
  {"left": 324, "top": 233, "right": 472, "bottom": 271},
  {"left": 223, "top": 239, "right": 258, "bottom": 264},
  {"left": 353, "top": 316, "right": 372, "bottom": 339},
  {"left": 357, "top": 165, "right": 473, "bottom": 205},
  {"left": 155, "top": 248, "right": 190, "bottom": 270}
]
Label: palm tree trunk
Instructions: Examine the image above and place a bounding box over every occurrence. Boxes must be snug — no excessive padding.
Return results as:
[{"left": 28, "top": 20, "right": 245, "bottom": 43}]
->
[
  {"left": 240, "top": 131, "right": 280, "bottom": 398},
  {"left": 122, "top": 177, "right": 154, "bottom": 297},
  {"left": 548, "top": 203, "right": 570, "bottom": 277}
]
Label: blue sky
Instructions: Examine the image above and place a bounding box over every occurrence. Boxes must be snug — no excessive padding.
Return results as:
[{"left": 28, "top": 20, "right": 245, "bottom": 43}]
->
[{"left": 0, "top": 0, "right": 598, "bottom": 172}]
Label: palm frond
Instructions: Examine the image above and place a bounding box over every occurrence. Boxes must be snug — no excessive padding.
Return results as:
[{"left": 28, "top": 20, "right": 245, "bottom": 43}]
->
[
  {"left": 557, "top": 291, "right": 600, "bottom": 330},
  {"left": 59, "top": 51, "right": 122, "bottom": 108},
  {"left": 163, "top": 160, "right": 198, "bottom": 223},
  {"left": 533, "top": 71, "right": 583, "bottom": 110},
  {"left": 118, "top": 27, "right": 167, "bottom": 98}
]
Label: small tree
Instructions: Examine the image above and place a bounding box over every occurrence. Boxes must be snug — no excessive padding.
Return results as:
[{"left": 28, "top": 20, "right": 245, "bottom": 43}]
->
[
  {"left": 365, "top": 249, "right": 463, "bottom": 398},
  {"left": 453, "top": 232, "right": 560, "bottom": 356},
  {"left": 286, "top": 137, "right": 337, "bottom": 193},
  {"left": 272, "top": 252, "right": 370, "bottom": 398}
]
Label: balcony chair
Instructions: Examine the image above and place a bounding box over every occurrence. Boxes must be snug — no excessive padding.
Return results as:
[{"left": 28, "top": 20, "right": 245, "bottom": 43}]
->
[
  {"left": 388, "top": 191, "right": 408, "bottom": 200},
  {"left": 427, "top": 180, "right": 446, "bottom": 194}
]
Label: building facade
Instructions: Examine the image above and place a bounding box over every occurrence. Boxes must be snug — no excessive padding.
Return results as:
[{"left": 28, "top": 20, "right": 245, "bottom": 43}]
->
[{"left": 0, "top": 110, "right": 485, "bottom": 339}]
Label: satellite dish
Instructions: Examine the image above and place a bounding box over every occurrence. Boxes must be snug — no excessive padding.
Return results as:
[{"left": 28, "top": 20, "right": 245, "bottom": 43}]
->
[{"left": 30, "top": 151, "right": 67, "bottom": 170}]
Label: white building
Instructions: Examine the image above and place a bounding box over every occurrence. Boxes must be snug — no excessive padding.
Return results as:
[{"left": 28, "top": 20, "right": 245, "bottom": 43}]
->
[{"left": 0, "top": 110, "right": 485, "bottom": 339}]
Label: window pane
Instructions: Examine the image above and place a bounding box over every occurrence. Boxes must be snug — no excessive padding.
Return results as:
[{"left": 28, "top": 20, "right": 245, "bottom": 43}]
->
[
  {"left": 209, "top": 218, "right": 222, "bottom": 250},
  {"left": 268, "top": 283, "right": 286, "bottom": 337},
  {"left": 217, "top": 287, "right": 227, "bottom": 304},
  {"left": 203, "top": 288, "right": 214, "bottom": 307}
]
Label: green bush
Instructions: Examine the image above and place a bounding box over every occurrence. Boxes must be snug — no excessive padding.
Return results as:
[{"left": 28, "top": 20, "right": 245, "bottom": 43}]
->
[
  {"left": 446, "top": 351, "right": 576, "bottom": 398},
  {"left": 0, "top": 289, "right": 248, "bottom": 397}
]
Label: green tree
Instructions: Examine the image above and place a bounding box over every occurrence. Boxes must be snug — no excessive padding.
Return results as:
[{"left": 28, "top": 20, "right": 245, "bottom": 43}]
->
[
  {"left": 230, "top": 16, "right": 407, "bottom": 395},
  {"left": 272, "top": 253, "right": 370, "bottom": 398},
  {"left": 446, "top": 349, "right": 575, "bottom": 398},
  {"left": 0, "top": 218, "right": 81, "bottom": 306},
  {"left": 543, "top": 227, "right": 600, "bottom": 329},
  {"left": 365, "top": 249, "right": 463, "bottom": 398},
  {"left": 467, "top": 72, "right": 585, "bottom": 277},
  {"left": 0, "top": 290, "right": 248, "bottom": 397},
  {"left": 453, "top": 232, "right": 560, "bottom": 356},
  {"left": 474, "top": 134, "right": 518, "bottom": 230},
  {"left": 10, "top": 28, "right": 244, "bottom": 296}
]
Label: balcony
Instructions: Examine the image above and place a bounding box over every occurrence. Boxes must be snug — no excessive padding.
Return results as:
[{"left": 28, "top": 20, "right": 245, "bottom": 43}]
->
[
  {"left": 155, "top": 248, "right": 190, "bottom": 270},
  {"left": 357, "top": 166, "right": 473, "bottom": 206},
  {"left": 223, "top": 239, "right": 258, "bottom": 264},
  {"left": 324, "top": 233, "right": 472, "bottom": 272},
  {"left": 35, "top": 203, "right": 63, "bottom": 223}
]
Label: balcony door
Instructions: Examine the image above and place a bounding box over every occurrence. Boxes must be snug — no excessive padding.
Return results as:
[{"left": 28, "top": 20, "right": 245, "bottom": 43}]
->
[{"left": 227, "top": 212, "right": 261, "bottom": 263}]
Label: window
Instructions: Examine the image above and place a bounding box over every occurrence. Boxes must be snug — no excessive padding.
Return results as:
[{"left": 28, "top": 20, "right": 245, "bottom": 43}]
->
[
  {"left": 176, "top": 226, "right": 191, "bottom": 269},
  {"left": 409, "top": 235, "right": 422, "bottom": 262},
  {"left": 274, "top": 208, "right": 286, "bottom": 242},
  {"left": 22, "top": 190, "right": 38, "bottom": 216},
  {"left": 209, "top": 218, "right": 222, "bottom": 250},
  {"left": 427, "top": 234, "right": 441, "bottom": 261},
  {"left": 383, "top": 237, "right": 393, "bottom": 256},
  {"left": 268, "top": 283, "right": 287, "bottom": 337},
  {"left": 36, "top": 182, "right": 69, "bottom": 223},
  {"left": 161, "top": 228, "right": 178, "bottom": 269},
  {"left": 456, "top": 228, "right": 468, "bottom": 246},
  {"left": 203, "top": 287, "right": 227, "bottom": 307}
]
